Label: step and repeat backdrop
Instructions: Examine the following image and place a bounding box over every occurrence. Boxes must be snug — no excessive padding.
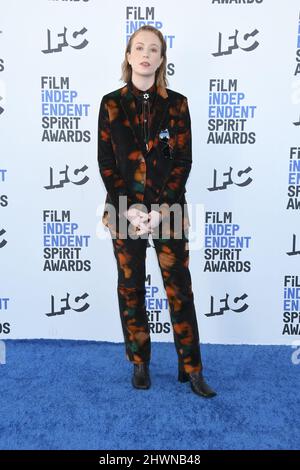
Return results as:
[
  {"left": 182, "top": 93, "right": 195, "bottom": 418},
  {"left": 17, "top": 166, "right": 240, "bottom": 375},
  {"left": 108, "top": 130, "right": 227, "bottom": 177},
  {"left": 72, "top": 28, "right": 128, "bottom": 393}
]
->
[{"left": 0, "top": 0, "right": 299, "bottom": 344}]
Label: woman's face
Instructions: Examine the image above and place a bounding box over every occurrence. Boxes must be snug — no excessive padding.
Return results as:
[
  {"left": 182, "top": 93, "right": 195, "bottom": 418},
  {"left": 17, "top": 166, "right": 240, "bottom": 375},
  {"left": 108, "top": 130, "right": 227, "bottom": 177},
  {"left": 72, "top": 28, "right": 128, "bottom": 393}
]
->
[{"left": 127, "top": 31, "right": 163, "bottom": 79}]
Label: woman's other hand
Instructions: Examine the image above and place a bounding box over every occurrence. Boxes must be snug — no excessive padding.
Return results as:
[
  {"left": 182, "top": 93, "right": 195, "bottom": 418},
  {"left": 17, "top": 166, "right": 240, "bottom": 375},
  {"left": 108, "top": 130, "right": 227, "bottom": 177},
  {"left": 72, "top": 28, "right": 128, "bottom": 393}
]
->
[{"left": 123, "top": 207, "right": 149, "bottom": 228}]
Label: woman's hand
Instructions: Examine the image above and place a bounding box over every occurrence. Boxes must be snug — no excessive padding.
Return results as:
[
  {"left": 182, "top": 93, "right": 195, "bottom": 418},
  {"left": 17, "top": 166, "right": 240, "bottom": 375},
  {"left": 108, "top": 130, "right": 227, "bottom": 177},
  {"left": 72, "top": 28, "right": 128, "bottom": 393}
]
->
[
  {"left": 123, "top": 207, "right": 149, "bottom": 228},
  {"left": 123, "top": 208, "right": 162, "bottom": 236},
  {"left": 148, "top": 210, "right": 162, "bottom": 229}
]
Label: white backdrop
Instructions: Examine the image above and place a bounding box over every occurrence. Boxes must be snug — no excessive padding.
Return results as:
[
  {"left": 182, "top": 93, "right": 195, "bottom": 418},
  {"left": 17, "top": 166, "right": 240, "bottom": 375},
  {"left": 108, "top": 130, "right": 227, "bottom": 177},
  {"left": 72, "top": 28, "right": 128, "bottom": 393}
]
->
[{"left": 1, "top": 0, "right": 299, "bottom": 344}]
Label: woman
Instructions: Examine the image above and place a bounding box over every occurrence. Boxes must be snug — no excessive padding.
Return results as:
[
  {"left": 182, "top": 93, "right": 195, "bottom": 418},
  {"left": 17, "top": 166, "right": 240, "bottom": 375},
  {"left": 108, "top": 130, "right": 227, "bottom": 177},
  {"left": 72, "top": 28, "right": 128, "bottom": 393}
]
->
[{"left": 97, "top": 25, "right": 216, "bottom": 398}]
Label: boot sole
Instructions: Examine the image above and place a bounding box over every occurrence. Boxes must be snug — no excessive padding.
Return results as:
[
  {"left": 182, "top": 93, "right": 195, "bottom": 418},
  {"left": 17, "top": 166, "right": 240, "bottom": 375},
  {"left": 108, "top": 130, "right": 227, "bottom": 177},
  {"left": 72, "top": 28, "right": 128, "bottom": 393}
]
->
[{"left": 131, "top": 377, "right": 151, "bottom": 389}]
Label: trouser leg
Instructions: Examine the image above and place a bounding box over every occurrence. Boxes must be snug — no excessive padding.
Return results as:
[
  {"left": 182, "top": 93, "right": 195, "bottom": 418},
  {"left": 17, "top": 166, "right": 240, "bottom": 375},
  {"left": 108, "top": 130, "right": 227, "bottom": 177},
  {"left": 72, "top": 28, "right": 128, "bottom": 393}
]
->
[
  {"left": 110, "top": 235, "right": 151, "bottom": 365},
  {"left": 152, "top": 234, "right": 203, "bottom": 374}
]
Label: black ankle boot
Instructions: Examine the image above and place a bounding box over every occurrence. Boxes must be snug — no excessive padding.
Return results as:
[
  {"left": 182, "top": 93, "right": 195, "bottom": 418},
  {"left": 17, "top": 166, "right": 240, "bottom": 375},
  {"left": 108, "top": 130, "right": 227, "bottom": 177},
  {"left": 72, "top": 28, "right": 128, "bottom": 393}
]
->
[
  {"left": 178, "top": 364, "right": 217, "bottom": 398},
  {"left": 132, "top": 363, "right": 151, "bottom": 389}
]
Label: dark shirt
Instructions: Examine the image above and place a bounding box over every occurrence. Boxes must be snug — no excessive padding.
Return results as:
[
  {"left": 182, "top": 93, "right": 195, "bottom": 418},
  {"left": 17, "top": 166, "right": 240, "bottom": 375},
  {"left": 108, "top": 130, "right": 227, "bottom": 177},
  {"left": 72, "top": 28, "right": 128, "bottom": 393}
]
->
[{"left": 127, "top": 78, "right": 157, "bottom": 155}]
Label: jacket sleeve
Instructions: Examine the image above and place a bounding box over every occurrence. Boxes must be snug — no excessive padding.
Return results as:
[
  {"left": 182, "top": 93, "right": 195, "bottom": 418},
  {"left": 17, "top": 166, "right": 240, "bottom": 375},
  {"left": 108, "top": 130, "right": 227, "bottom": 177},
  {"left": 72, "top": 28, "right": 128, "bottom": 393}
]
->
[
  {"left": 97, "top": 96, "right": 131, "bottom": 211},
  {"left": 157, "top": 96, "right": 192, "bottom": 206}
]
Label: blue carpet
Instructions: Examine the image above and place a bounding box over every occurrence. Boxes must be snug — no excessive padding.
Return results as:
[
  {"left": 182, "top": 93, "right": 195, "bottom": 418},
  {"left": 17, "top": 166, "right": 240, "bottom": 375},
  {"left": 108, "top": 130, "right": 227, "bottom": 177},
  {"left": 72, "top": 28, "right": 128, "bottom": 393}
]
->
[{"left": 0, "top": 340, "right": 299, "bottom": 450}]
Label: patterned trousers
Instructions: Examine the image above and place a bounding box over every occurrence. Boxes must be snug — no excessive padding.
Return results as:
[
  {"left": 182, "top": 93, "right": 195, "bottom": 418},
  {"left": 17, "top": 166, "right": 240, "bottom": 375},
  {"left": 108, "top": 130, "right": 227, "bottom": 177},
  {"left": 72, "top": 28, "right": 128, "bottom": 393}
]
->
[{"left": 109, "top": 223, "right": 203, "bottom": 374}]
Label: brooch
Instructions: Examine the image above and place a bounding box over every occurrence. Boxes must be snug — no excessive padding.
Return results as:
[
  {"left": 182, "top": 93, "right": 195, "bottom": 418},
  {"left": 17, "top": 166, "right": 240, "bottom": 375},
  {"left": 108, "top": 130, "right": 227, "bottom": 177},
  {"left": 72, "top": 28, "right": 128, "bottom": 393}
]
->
[
  {"left": 159, "top": 128, "right": 170, "bottom": 142},
  {"left": 159, "top": 129, "right": 173, "bottom": 159}
]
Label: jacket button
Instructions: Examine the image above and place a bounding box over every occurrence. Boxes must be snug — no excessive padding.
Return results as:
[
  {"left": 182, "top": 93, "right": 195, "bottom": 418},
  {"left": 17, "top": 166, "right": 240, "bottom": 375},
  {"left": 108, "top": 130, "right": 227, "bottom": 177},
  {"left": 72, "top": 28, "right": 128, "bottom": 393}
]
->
[{"left": 141, "top": 180, "right": 145, "bottom": 184}]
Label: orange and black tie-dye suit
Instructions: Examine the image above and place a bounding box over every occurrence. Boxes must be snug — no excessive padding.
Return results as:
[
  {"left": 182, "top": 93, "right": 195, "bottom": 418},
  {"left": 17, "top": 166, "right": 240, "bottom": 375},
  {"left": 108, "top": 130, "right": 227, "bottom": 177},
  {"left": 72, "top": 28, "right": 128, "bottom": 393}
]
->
[{"left": 98, "top": 80, "right": 203, "bottom": 374}]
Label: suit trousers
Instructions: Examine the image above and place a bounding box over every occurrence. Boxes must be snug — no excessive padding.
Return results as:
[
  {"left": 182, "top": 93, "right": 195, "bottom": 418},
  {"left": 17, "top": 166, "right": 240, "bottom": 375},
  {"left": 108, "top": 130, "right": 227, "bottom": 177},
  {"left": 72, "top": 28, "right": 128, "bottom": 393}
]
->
[{"left": 108, "top": 206, "right": 203, "bottom": 374}]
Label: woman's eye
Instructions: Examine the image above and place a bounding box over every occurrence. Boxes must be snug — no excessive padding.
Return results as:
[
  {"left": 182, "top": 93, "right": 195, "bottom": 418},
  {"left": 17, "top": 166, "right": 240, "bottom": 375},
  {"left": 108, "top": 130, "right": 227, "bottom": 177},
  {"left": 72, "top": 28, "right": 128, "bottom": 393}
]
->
[{"left": 136, "top": 46, "right": 158, "bottom": 53}]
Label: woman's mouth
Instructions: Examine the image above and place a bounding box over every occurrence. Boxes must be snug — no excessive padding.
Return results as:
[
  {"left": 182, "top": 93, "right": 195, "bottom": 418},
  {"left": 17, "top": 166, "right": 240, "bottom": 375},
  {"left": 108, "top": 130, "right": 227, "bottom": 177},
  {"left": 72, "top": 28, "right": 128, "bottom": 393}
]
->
[{"left": 140, "top": 62, "right": 150, "bottom": 67}]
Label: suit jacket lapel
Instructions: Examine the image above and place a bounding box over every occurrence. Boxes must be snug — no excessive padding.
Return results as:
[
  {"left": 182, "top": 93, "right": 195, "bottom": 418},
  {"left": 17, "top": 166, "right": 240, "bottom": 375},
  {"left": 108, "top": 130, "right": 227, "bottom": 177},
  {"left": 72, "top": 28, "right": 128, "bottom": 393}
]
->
[{"left": 120, "top": 83, "right": 169, "bottom": 155}]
